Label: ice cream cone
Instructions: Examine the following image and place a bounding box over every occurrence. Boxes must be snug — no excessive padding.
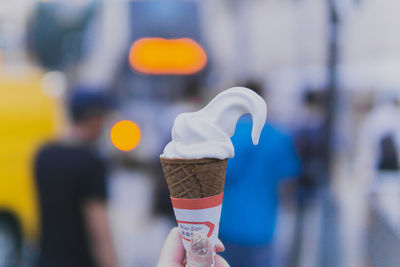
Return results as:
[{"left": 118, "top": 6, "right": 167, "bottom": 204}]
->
[{"left": 160, "top": 157, "right": 227, "bottom": 199}]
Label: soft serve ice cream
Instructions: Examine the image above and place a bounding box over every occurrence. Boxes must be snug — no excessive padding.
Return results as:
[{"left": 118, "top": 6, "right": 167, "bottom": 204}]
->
[{"left": 161, "top": 87, "right": 267, "bottom": 159}]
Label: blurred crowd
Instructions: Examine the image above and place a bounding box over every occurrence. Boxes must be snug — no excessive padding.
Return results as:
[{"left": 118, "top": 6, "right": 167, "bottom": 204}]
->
[{"left": 1, "top": 0, "right": 400, "bottom": 267}]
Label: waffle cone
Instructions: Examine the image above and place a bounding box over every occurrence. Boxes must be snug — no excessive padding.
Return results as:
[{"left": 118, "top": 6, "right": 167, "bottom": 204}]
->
[{"left": 160, "top": 157, "right": 227, "bottom": 199}]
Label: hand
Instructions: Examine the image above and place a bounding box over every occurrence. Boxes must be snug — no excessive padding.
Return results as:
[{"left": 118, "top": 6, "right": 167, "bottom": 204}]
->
[{"left": 157, "top": 227, "right": 230, "bottom": 267}]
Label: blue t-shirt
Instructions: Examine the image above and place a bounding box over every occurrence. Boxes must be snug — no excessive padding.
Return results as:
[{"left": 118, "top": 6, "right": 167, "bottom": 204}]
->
[{"left": 219, "top": 117, "right": 301, "bottom": 246}]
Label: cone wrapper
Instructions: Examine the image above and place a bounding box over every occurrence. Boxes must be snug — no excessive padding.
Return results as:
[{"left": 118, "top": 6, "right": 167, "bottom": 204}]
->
[
  {"left": 171, "top": 193, "right": 223, "bottom": 259},
  {"left": 160, "top": 158, "right": 227, "bottom": 266}
]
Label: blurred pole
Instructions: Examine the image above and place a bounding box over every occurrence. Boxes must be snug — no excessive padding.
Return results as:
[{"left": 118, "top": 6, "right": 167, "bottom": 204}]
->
[
  {"left": 325, "top": 0, "right": 339, "bottom": 183},
  {"left": 319, "top": 1, "right": 341, "bottom": 267}
]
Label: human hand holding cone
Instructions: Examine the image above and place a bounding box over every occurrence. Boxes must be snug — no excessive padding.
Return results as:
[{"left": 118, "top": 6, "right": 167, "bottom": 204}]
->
[{"left": 160, "top": 87, "right": 267, "bottom": 266}]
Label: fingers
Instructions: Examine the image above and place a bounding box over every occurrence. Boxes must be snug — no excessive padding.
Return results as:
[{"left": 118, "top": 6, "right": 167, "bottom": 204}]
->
[
  {"left": 215, "top": 254, "right": 230, "bottom": 267},
  {"left": 157, "top": 227, "right": 185, "bottom": 267},
  {"left": 186, "top": 232, "right": 213, "bottom": 267},
  {"left": 215, "top": 239, "right": 225, "bottom": 253},
  {"left": 157, "top": 228, "right": 229, "bottom": 267}
]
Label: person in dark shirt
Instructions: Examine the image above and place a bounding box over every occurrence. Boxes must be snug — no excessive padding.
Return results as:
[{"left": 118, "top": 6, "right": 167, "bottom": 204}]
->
[{"left": 34, "top": 89, "right": 117, "bottom": 267}]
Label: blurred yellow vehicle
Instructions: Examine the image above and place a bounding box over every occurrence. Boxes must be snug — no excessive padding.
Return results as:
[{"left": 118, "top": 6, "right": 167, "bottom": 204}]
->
[{"left": 0, "top": 67, "right": 64, "bottom": 264}]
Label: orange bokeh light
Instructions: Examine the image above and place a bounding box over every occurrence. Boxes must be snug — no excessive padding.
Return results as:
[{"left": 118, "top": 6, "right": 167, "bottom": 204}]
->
[
  {"left": 110, "top": 120, "right": 141, "bottom": 151},
  {"left": 129, "top": 38, "right": 207, "bottom": 75}
]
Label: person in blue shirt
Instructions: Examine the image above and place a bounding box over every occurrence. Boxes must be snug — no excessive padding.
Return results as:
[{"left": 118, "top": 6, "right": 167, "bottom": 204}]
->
[{"left": 219, "top": 115, "right": 301, "bottom": 267}]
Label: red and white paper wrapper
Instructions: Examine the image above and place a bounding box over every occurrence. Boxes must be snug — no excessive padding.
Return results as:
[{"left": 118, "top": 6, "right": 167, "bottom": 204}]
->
[{"left": 171, "top": 192, "right": 223, "bottom": 266}]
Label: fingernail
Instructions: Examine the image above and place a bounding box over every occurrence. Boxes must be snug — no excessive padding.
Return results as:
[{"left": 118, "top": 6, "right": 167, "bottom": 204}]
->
[
  {"left": 217, "top": 239, "right": 225, "bottom": 251},
  {"left": 191, "top": 232, "right": 208, "bottom": 256}
]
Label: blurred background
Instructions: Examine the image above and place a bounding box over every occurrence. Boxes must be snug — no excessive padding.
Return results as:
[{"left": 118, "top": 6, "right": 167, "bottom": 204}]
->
[{"left": 1, "top": 0, "right": 400, "bottom": 266}]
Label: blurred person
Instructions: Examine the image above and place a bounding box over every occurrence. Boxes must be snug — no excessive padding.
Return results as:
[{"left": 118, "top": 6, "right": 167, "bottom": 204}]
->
[
  {"left": 355, "top": 96, "right": 400, "bottom": 183},
  {"left": 105, "top": 81, "right": 203, "bottom": 266},
  {"left": 293, "top": 90, "right": 326, "bottom": 193},
  {"left": 219, "top": 82, "right": 301, "bottom": 267},
  {"left": 287, "top": 90, "right": 327, "bottom": 266},
  {"left": 347, "top": 96, "right": 400, "bottom": 267},
  {"left": 157, "top": 228, "right": 229, "bottom": 267},
  {"left": 34, "top": 89, "right": 117, "bottom": 267}
]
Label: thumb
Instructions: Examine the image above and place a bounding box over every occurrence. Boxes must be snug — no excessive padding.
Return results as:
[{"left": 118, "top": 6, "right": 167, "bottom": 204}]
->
[{"left": 186, "top": 232, "right": 213, "bottom": 267}]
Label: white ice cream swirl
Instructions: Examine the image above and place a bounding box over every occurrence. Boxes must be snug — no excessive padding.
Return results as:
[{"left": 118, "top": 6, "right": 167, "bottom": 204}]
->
[{"left": 161, "top": 87, "right": 267, "bottom": 159}]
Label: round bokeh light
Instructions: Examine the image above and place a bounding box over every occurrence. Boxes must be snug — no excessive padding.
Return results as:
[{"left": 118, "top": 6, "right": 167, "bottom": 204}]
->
[{"left": 110, "top": 120, "right": 141, "bottom": 151}]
